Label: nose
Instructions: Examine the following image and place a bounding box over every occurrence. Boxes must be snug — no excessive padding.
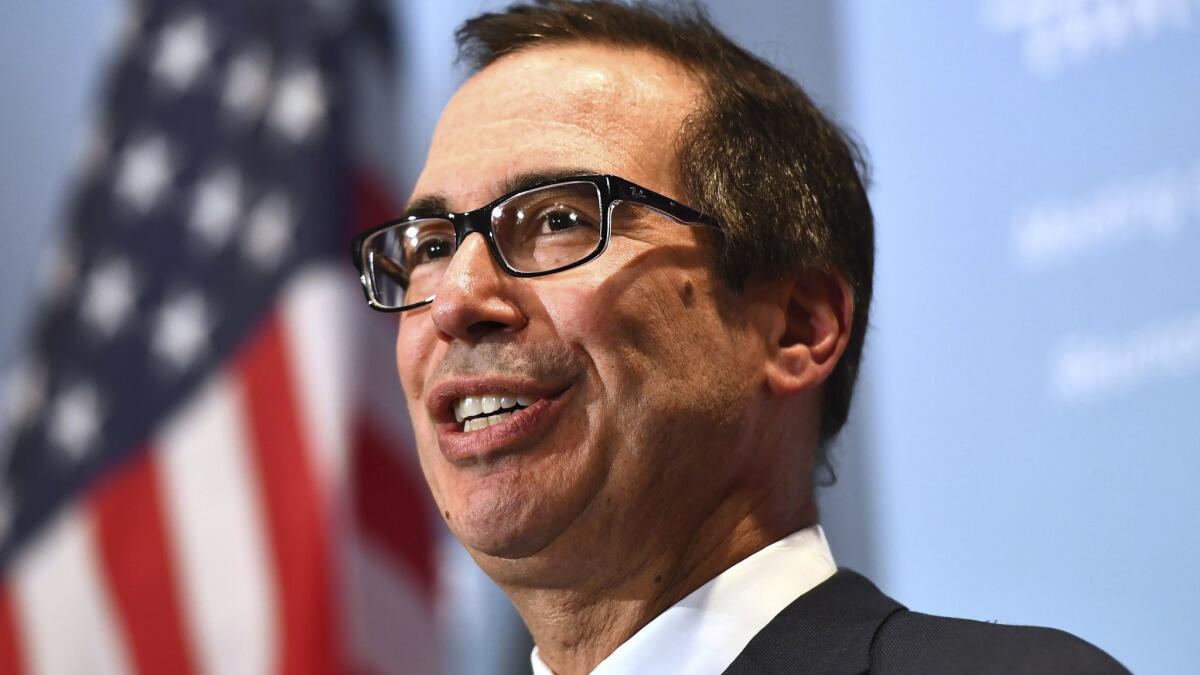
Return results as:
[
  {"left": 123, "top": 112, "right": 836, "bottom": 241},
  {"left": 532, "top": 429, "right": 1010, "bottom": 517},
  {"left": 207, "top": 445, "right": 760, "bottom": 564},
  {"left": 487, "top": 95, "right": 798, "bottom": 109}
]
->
[{"left": 430, "top": 233, "right": 527, "bottom": 342}]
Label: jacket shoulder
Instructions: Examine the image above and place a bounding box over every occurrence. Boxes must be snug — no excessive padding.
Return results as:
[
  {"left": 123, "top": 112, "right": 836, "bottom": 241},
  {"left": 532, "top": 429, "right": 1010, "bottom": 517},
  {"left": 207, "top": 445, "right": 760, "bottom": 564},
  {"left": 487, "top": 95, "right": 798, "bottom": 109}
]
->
[{"left": 871, "top": 610, "right": 1129, "bottom": 675}]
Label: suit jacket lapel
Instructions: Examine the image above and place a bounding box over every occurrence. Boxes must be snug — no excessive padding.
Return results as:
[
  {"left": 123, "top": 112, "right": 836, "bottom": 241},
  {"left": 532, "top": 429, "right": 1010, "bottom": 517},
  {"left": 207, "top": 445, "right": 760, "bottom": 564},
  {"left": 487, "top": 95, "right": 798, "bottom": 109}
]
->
[{"left": 724, "top": 569, "right": 905, "bottom": 675}]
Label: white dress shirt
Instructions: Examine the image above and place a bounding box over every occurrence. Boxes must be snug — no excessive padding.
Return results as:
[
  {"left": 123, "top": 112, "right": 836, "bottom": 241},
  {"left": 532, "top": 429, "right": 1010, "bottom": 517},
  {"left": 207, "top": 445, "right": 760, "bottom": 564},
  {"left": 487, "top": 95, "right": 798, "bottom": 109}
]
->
[{"left": 530, "top": 525, "right": 836, "bottom": 675}]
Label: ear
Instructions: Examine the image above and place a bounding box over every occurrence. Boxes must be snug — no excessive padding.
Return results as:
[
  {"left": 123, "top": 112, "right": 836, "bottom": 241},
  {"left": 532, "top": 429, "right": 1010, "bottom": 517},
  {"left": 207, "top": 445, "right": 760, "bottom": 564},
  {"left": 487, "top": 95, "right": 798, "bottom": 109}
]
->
[{"left": 763, "top": 269, "right": 854, "bottom": 397}]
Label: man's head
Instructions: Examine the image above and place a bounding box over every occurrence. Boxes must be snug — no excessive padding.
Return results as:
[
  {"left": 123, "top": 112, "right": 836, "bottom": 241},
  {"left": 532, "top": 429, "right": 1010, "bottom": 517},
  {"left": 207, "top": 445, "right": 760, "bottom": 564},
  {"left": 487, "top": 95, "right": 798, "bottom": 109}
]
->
[
  {"left": 385, "top": 0, "right": 873, "bottom": 587},
  {"left": 455, "top": 0, "right": 875, "bottom": 450}
]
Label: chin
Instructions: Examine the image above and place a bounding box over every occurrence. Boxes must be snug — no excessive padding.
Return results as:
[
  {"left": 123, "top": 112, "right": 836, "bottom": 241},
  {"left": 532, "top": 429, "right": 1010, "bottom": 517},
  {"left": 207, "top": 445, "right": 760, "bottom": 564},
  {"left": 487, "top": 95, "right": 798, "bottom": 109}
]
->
[
  {"left": 452, "top": 507, "right": 564, "bottom": 561},
  {"left": 442, "top": 477, "right": 572, "bottom": 561},
  {"left": 423, "top": 417, "right": 610, "bottom": 567},
  {"left": 458, "top": 524, "right": 550, "bottom": 561}
]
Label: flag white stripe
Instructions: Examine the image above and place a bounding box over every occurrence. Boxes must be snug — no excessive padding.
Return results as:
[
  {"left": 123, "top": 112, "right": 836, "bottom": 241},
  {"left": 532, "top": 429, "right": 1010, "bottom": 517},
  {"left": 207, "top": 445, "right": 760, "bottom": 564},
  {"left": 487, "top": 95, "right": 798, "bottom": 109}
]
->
[
  {"left": 12, "top": 507, "right": 130, "bottom": 675},
  {"left": 283, "top": 264, "right": 439, "bottom": 675},
  {"left": 158, "top": 373, "right": 277, "bottom": 675},
  {"left": 345, "top": 534, "right": 440, "bottom": 675},
  {"left": 281, "top": 265, "right": 359, "bottom": 664},
  {"left": 280, "top": 266, "right": 354, "bottom": 493}
]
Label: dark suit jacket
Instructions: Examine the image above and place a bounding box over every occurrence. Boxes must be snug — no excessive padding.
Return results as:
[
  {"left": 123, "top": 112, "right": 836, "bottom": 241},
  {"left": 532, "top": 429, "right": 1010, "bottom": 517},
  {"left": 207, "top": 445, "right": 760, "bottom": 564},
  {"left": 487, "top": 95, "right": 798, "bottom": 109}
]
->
[{"left": 724, "top": 569, "right": 1128, "bottom": 674}]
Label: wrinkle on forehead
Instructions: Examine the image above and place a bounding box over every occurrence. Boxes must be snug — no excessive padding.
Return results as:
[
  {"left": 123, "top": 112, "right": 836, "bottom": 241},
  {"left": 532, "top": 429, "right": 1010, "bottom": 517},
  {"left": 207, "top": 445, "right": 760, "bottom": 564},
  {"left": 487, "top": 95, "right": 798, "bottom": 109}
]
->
[
  {"left": 455, "top": 43, "right": 691, "bottom": 121},
  {"left": 430, "top": 118, "right": 638, "bottom": 168},
  {"left": 417, "top": 44, "right": 703, "bottom": 206},
  {"left": 423, "top": 118, "right": 637, "bottom": 207}
]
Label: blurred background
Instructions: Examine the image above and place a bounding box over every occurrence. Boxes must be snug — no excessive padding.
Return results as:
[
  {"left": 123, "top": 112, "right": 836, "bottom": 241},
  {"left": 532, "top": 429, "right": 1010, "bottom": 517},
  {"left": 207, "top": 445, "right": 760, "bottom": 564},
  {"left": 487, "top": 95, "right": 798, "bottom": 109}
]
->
[{"left": 0, "top": 0, "right": 1196, "bottom": 673}]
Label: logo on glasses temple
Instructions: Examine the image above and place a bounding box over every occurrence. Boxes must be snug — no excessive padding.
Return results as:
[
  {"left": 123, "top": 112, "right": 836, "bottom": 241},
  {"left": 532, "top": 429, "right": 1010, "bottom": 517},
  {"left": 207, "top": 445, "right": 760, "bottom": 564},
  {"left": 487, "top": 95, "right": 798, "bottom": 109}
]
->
[{"left": 629, "top": 186, "right": 647, "bottom": 200}]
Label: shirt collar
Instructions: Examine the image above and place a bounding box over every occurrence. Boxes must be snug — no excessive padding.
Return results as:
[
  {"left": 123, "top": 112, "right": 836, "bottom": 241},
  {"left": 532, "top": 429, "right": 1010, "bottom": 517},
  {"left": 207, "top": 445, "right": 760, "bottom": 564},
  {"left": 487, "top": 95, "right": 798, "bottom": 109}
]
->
[{"left": 531, "top": 525, "right": 836, "bottom": 675}]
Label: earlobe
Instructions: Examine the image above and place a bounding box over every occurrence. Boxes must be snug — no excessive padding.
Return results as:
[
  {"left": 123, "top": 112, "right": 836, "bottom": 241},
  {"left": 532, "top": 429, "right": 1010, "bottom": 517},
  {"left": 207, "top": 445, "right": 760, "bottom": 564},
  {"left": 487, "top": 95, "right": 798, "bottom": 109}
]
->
[{"left": 763, "top": 270, "right": 854, "bottom": 397}]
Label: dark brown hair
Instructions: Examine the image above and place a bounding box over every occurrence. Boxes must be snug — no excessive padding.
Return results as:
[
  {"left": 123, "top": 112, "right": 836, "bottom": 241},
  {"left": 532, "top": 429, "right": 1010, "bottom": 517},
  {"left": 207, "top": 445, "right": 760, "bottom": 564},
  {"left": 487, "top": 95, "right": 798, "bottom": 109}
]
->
[{"left": 456, "top": 0, "right": 874, "bottom": 478}]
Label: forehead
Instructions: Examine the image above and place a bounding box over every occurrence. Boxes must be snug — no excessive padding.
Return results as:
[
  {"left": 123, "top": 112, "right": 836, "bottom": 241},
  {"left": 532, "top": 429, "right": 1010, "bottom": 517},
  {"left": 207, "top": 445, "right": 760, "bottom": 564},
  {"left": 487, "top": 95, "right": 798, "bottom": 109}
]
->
[{"left": 414, "top": 43, "right": 703, "bottom": 209}]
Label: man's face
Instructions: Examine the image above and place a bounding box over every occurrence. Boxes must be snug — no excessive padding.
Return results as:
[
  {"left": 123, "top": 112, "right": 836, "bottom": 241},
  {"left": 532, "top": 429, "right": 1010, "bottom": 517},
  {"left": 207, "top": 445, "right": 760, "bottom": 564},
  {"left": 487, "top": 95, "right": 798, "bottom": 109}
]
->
[{"left": 396, "top": 44, "right": 774, "bottom": 579}]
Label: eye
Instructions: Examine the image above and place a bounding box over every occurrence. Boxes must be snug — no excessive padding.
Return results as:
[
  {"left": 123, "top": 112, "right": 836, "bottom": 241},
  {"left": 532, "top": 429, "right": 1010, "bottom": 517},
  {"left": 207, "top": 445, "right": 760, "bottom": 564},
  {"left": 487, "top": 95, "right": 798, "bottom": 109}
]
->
[
  {"left": 534, "top": 204, "right": 597, "bottom": 234},
  {"left": 543, "top": 207, "right": 579, "bottom": 232},
  {"left": 411, "top": 236, "right": 454, "bottom": 265}
]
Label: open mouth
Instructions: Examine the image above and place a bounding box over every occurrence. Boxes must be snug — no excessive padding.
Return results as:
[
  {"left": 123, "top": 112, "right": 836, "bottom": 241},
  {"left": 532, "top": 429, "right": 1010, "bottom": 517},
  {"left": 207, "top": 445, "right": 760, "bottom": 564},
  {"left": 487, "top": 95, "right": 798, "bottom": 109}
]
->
[
  {"left": 453, "top": 393, "right": 540, "bottom": 433},
  {"left": 435, "top": 383, "right": 573, "bottom": 463}
]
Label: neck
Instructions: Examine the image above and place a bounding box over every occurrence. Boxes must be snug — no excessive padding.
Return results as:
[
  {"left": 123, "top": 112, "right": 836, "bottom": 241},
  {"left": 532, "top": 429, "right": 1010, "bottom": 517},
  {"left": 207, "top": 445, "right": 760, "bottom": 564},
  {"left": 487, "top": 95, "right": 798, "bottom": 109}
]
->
[{"left": 508, "top": 493, "right": 817, "bottom": 675}]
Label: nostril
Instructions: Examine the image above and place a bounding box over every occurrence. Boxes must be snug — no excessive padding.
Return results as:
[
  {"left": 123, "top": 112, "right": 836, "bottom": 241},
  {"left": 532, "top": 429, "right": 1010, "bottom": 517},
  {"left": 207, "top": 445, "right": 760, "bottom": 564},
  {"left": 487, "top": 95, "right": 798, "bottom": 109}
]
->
[{"left": 466, "top": 320, "right": 510, "bottom": 338}]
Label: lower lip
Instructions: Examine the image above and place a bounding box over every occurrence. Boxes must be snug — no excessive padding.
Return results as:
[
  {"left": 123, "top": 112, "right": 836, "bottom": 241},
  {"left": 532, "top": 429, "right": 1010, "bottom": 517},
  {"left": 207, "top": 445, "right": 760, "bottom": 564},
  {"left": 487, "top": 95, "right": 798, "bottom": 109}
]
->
[{"left": 436, "top": 389, "right": 570, "bottom": 464}]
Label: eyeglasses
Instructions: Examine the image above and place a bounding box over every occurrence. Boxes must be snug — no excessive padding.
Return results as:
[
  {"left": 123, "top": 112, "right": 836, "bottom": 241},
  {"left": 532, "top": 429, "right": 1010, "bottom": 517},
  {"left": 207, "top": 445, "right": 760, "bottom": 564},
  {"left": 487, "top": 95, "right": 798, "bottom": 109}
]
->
[{"left": 352, "top": 174, "right": 722, "bottom": 312}]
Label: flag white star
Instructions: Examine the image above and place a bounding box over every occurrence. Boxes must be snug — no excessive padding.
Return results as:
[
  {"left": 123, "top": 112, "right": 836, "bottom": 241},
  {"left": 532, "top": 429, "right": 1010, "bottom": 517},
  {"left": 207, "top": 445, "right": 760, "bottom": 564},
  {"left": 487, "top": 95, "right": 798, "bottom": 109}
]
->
[
  {"left": 223, "top": 48, "right": 272, "bottom": 120},
  {"left": 48, "top": 383, "right": 103, "bottom": 459},
  {"left": 152, "top": 14, "right": 212, "bottom": 91},
  {"left": 81, "top": 258, "right": 138, "bottom": 337},
  {"left": 115, "top": 136, "right": 173, "bottom": 213},
  {"left": 190, "top": 167, "right": 243, "bottom": 249},
  {"left": 267, "top": 68, "right": 326, "bottom": 142},
  {"left": 3, "top": 360, "right": 46, "bottom": 431},
  {"left": 243, "top": 192, "right": 293, "bottom": 270},
  {"left": 152, "top": 293, "right": 212, "bottom": 371}
]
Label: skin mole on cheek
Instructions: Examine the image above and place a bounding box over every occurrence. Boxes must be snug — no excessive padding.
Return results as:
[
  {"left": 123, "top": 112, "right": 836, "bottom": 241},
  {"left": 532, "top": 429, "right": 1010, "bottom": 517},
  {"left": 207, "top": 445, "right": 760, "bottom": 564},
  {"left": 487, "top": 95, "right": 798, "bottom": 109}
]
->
[
  {"left": 444, "top": 510, "right": 451, "bottom": 521},
  {"left": 679, "top": 279, "right": 695, "bottom": 307}
]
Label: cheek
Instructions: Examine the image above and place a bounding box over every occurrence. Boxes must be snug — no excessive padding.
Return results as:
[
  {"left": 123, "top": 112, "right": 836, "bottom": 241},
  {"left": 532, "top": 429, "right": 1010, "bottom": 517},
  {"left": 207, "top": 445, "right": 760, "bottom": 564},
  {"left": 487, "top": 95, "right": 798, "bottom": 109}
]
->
[
  {"left": 545, "top": 264, "right": 740, "bottom": 401},
  {"left": 395, "top": 320, "right": 440, "bottom": 458},
  {"left": 596, "top": 276, "right": 712, "bottom": 361},
  {"left": 395, "top": 315, "right": 435, "bottom": 399}
]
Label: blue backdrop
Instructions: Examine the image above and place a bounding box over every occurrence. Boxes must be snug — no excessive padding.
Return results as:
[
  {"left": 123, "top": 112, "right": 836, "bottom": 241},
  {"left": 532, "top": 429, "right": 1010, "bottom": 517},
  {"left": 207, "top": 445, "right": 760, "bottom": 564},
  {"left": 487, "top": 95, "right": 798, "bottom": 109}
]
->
[{"left": 844, "top": 2, "right": 1200, "bottom": 672}]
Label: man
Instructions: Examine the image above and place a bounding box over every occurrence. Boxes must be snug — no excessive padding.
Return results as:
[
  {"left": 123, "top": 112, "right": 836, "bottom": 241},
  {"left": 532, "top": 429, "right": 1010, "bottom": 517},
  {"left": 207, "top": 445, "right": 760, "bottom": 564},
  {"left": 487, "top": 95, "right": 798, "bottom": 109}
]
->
[{"left": 353, "top": 1, "right": 1128, "bottom": 672}]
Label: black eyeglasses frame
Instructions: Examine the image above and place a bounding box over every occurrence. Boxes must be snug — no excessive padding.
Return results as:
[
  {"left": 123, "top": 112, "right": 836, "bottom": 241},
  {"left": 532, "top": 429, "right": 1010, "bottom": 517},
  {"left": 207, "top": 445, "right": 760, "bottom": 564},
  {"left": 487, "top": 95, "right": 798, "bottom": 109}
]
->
[{"left": 351, "top": 174, "right": 722, "bottom": 313}]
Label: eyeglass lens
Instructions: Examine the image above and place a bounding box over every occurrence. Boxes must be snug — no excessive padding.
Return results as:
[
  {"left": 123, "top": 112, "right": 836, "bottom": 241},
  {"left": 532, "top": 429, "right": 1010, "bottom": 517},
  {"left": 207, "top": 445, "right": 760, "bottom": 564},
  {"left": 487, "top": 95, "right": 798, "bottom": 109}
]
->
[{"left": 362, "top": 181, "right": 605, "bottom": 309}]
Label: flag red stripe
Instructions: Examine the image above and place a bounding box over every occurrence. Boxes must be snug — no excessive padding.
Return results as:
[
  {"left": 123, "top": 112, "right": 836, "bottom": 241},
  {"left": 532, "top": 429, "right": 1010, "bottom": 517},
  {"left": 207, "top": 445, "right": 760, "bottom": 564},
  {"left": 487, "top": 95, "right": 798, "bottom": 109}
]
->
[
  {"left": 0, "top": 582, "right": 24, "bottom": 675},
  {"left": 352, "top": 170, "right": 400, "bottom": 236},
  {"left": 237, "top": 315, "right": 340, "bottom": 675},
  {"left": 354, "top": 161, "right": 435, "bottom": 596},
  {"left": 353, "top": 420, "right": 436, "bottom": 598},
  {"left": 90, "top": 450, "right": 197, "bottom": 675}
]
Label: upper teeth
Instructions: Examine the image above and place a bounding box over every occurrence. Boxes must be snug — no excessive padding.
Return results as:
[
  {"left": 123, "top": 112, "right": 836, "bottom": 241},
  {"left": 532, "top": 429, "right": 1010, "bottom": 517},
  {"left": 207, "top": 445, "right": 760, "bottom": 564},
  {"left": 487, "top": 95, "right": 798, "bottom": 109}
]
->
[{"left": 454, "top": 393, "right": 536, "bottom": 423}]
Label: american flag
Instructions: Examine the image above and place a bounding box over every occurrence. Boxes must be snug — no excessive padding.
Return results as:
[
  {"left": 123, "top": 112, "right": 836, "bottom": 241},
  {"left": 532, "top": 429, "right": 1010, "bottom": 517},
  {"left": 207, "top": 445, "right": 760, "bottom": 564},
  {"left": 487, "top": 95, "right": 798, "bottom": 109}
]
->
[{"left": 0, "top": 1, "right": 437, "bottom": 673}]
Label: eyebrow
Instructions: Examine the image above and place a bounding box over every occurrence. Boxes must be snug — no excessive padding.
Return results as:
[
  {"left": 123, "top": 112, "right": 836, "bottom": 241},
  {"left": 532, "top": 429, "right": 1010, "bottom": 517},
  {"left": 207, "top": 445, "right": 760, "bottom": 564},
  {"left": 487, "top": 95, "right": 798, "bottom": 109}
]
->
[
  {"left": 400, "top": 194, "right": 451, "bottom": 220},
  {"left": 400, "top": 166, "right": 599, "bottom": 220}
]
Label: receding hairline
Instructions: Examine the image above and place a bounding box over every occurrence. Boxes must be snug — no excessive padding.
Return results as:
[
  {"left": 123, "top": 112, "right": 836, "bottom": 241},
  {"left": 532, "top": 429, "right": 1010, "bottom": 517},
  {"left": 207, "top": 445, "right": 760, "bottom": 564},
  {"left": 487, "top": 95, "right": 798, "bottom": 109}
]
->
[
  {"left": 455, "top": 38, "right": 708, "bottom": 111},
  {"left": 421, "top": 40, "right": 707, "bottom": 206}
]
